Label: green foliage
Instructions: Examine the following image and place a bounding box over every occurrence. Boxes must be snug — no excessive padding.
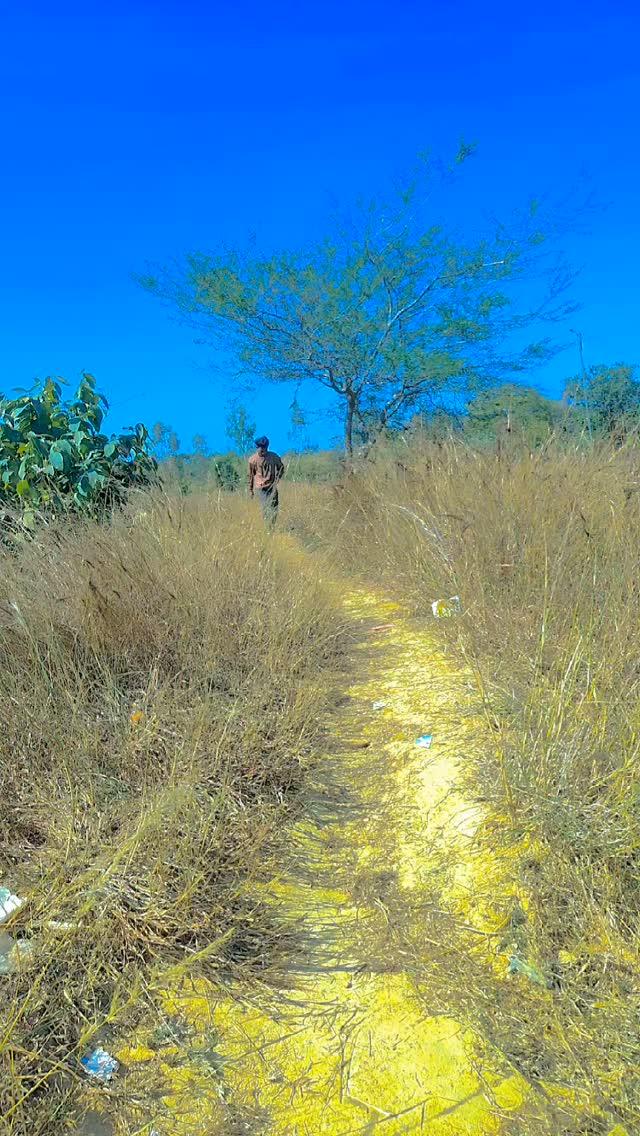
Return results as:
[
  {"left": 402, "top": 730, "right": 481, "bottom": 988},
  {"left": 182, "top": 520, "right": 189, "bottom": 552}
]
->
[
  {"left": 212, "top": 453, "right": 241, "bottom": 489},
  {"left": 162, "top": 452, "right": 242, "bottom": 494},
  {"left": 564, "top": 362, "right": 640, "bottom": 439},
  {"left": 163, "top": 449, "right": 340, "bottom": 492},
  {"left": 289, "top": 394, "right": 306, "bottom": 432},
  {"left": 141, "top": 156, "right": 574, "bottom": 453},
  {"left": 225, "top": 400, "right": 256, "bottom": 455},
  {"left": 280, "top": 449, "right": 341, "bottom": 483},
  {"left": 465, "top": 383, "right": 561, "bottom": 446},
  {"left": 406, "top": 408, "right": 464, "bottom": 442},
  {"left": 192, "top": 433, "right": 209, "bottom": 456},
  {"left": 151, "top": 421, "right": 180, "bottom": 459},
  {"left": 0, "top": 374, "right": 157, "bottom": 523}
]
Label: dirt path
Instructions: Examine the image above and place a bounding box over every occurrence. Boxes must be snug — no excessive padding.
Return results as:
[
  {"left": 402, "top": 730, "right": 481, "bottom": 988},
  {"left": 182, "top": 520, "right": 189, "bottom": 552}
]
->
[{"left": 105, "top": 581, "right": 529, "bottom": 1135}]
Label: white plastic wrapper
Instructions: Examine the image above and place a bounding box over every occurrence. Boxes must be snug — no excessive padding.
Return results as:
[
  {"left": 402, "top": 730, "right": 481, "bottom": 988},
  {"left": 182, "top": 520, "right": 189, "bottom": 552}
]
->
[
  {"left": 0, "top": 888, "right": 24, "bottom": 924},
  {"left": 431, "top": 595, "right": 461, "bottom": 618}
]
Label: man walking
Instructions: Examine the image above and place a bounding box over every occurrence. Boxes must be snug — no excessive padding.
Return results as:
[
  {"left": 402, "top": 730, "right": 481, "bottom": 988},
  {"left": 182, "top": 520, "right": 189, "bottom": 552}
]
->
[{"left": 248, "top": 435, "right": 284, "bottom": 528}]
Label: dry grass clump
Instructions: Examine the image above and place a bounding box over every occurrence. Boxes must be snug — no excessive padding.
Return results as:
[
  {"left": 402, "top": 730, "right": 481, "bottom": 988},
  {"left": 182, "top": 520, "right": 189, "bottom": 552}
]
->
[
  {"left": 0, "top": 491, "right": 347, "bottom": 1134},
  {"left": 288, "top": 440, "right": 640, "bottom": 1132}
]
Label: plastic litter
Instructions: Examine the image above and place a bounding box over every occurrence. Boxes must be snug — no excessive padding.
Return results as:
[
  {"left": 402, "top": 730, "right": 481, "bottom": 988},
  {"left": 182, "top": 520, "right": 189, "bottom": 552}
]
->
[
  {"left": 369, "top": 623, "right": 394, "bottom": 633},
  {"left": 0, "top": 931, "right": 15, "bottom": 975},
  {"left": 431, "top": 595, "right": 461, "bottom": 619},
  {"left": 372, "top": 700, "right": 388, "bottom": 711},
  {"left": 0, "top": 887, "right": 24, "bottom": 924},
  {"left": 507, "top": 955, "right": 550, "bottom": 988},
  {"left": 415, "top": 734, "right": 433, "bottom": 749},
  {"left": 81, "top": 1047, "right": 119, "bottom": 1082},
  {"left": 0, "top": 936, "right": 33, "bottom": 975}
]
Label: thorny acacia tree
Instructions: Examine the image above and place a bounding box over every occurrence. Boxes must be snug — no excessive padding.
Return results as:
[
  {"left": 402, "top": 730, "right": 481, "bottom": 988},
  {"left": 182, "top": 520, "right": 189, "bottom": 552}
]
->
[{"left": 140, "top": 159, "right": 575, "bottom": 455}]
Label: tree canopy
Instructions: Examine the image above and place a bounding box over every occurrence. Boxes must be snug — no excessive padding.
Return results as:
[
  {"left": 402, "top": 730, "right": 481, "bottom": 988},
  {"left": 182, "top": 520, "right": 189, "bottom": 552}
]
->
[
  {"left": 225, "top": 400, "right": 256, "bottom": 455},
  {"left": 140, "top": 160, "right": 574, "bottom": 454},
  {"left": 564, "top": 363, "right": 640, "bottom": 440},
  {"left": 465, "top": 383, "right": 561, "bottom": 446},
  {"left": 151, "top": 421, "right": 180, "bottom": 460}
]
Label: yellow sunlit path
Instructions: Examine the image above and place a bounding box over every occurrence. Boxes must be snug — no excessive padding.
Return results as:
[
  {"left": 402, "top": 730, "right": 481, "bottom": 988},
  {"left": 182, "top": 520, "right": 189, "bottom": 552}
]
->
[{"left": 106, "top": 573, "right": 533, "bottom": 1135}]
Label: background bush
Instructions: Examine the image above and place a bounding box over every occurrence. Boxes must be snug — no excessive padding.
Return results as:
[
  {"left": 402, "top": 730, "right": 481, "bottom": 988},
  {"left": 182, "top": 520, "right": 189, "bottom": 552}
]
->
[{"left": 0, "top": 374, "right": 157, "bottom": 530}]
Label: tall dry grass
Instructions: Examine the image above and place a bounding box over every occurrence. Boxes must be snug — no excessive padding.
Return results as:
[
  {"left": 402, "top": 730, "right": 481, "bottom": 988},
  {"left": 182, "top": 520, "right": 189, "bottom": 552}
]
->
[
  {"left": 287, "top": 440, "right": 640, "bottom": 1133},
  {"left": 0, "top": 491, "right": 347, "bottom": 1135}
]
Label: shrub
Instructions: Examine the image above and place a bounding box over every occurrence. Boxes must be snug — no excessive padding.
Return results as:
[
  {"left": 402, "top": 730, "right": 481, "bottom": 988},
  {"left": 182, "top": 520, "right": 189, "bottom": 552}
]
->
[{"left": 0, "top": 374, "right": 157, "bottom": 527}]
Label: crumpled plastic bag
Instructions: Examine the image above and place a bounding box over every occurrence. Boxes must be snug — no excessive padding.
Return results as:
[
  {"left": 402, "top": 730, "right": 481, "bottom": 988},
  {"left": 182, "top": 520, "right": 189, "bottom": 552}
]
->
[
  {"left": 415, "top": 734, "right": 433, "bottom": 749},
  {"left": 507, "top": 955, "right": 551, "bottom": 988},
  {"left": 80, "top": 1047, "right": 119, "bottom": 1082},
  {"left": 431, "top": 595, "right": 462, "bottom": 618},
  {"left": 0, "top": 887, "right": 24, "bottom": 924}
]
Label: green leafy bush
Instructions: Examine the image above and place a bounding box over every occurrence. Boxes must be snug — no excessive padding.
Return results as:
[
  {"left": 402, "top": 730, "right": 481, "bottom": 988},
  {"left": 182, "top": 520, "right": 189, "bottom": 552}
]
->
[
  {"left": 0, "top": 374, "right": 157, "bottom": 525},
  {"left": 212, "top": 453, "right": 241, "bottom": 489}
]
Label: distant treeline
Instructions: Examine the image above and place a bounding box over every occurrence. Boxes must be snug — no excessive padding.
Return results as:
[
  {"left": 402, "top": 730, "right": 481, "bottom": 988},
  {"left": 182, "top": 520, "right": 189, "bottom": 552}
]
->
[
  {"left": 158, "top": 448, "right": 342, "bottom": 491},
  {"left": 155, "top": 364, "right": 640, "bottom": 489},
  {"left": 421, "top": 363, "right": 640, "bottom": 448}
]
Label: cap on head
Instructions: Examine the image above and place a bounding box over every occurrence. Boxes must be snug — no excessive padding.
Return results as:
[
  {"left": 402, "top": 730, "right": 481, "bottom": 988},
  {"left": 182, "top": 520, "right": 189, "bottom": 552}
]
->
[{"left": 255, "top": 435, "right": 269, "bottom": 449}]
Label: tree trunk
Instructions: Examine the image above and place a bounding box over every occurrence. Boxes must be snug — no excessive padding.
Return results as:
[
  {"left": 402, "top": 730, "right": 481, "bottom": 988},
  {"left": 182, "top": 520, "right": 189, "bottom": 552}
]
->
[{"left": 344, "top": 392, "right": 356, "bottom": 459}]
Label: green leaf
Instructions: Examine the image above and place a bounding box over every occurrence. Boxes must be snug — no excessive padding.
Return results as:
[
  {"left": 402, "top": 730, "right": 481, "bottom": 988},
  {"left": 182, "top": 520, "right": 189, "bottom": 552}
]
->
[
  {"left": 43, "top": 377, "right": 62, "bottom": 404},
  {"left": 0, "top": 373, "right": 154, "bottom": 521}
]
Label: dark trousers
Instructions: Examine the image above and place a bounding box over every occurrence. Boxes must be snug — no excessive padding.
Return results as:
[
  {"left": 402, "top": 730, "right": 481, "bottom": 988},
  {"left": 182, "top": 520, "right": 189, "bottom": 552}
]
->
[{"left": 257, "top": 486, "right": 279, "bottom": 528}]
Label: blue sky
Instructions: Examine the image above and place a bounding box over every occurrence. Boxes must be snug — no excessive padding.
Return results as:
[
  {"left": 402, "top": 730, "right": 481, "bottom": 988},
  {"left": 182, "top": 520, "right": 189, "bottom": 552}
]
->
[{"left": 2, "top": 0, "right": 639, "bottom": 451}]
